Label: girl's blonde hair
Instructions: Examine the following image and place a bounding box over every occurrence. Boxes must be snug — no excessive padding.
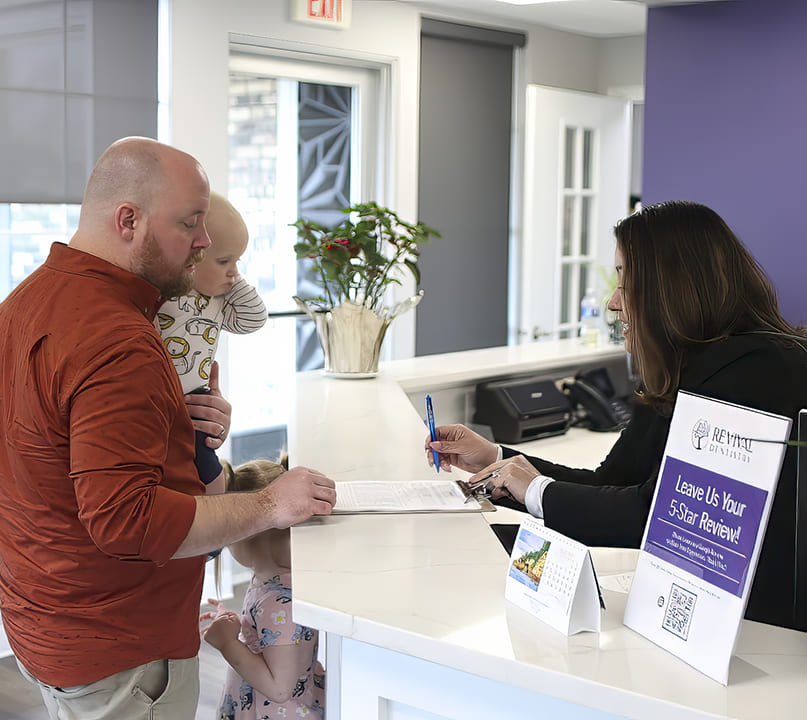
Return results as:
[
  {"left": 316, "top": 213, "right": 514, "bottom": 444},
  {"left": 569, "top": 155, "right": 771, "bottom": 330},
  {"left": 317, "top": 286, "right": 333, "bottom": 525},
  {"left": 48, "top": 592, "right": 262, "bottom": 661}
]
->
[
  {"left": 213, "top": 455, "right": 289, "bottom": 595},
  {"left": 223, "top": 456, "right": 287, "bottom": 493}
]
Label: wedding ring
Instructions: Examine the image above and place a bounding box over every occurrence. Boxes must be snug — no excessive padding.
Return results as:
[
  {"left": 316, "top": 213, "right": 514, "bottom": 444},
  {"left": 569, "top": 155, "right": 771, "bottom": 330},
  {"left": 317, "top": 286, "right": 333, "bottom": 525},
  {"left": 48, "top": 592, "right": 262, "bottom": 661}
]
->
[{"left": 217, "top": 425, "right": 226, "bottom": 439}]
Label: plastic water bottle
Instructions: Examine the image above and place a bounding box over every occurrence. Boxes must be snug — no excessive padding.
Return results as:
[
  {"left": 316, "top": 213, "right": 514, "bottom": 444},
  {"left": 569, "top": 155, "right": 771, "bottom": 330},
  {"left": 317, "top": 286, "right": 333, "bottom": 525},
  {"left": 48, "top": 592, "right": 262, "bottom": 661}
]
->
[{"left": 580, "top": 287, "right": 600, "bottom": 347}]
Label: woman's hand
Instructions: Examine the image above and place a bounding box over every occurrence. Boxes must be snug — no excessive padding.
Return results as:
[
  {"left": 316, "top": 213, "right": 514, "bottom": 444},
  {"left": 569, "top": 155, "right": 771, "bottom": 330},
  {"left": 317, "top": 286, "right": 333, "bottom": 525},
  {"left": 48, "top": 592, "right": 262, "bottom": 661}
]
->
[
  {"left": 184, "top": 362, "right": 232, "bottom": 449},
  {"left": 425, "top": 423, "right": 499, "bottom": 473},
  {"left": 199, "top": 598, "right": 241, "bottom": 651},
  {"left": 467, "top": 454, "right": 540, "bottom": 505}
]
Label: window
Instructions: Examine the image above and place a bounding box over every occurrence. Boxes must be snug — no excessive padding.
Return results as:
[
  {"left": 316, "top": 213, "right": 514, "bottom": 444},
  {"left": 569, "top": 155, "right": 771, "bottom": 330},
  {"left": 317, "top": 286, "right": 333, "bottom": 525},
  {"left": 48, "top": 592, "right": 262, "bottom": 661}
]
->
[
  {"left": 0, "top": 204, "right": 79, "bottom": 300},
  {"left": 557, "top": 125, "right": 597, "bottom": 340}
]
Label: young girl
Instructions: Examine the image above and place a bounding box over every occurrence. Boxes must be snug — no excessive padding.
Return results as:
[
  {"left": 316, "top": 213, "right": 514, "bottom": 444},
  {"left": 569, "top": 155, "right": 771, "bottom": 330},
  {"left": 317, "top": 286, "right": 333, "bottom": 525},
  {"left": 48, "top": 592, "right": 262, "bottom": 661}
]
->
[{"left": 200, "top": 459, "right": 325, "bottom": 719}]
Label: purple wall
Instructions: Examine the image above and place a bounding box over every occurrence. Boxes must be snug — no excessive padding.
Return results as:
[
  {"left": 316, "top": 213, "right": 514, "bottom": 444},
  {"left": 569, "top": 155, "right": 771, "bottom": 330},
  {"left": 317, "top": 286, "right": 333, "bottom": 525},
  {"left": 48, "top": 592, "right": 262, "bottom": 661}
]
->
[{"left": 643, "top": 0, "right": 807, "bottom": 324}]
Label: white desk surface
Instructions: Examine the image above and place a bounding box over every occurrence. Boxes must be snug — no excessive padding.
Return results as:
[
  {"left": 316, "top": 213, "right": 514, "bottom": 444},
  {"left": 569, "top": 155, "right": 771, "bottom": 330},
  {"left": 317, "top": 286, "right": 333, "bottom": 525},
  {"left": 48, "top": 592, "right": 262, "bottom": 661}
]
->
[
  {"left": 289, "top": 342, "right": 807, "bottom": 720},
  {"left": 383, "top": 339, "right": 627, "bottom": 392}
]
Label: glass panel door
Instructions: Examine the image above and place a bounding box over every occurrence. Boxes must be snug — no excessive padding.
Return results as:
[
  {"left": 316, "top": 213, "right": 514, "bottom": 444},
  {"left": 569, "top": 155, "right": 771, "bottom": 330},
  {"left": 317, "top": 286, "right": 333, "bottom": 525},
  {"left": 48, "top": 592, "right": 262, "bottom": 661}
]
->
[{"left": 225, "top": 53, "right": 381, "bottom": 449}]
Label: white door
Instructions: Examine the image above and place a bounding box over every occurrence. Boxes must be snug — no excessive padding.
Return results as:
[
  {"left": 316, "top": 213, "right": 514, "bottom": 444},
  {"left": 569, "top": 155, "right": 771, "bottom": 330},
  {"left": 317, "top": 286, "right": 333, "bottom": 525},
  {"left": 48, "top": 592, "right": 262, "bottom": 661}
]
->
[{"left": 519, "top": 85, "right": 631, "bottom": 342}]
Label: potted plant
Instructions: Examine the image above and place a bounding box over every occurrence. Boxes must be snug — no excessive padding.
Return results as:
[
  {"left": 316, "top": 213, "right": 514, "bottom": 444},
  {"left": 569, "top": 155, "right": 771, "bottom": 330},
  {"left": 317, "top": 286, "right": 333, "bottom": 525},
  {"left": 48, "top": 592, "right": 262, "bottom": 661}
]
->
[{"left": 292, "top": 202, "right": 439, "bottom": 375}]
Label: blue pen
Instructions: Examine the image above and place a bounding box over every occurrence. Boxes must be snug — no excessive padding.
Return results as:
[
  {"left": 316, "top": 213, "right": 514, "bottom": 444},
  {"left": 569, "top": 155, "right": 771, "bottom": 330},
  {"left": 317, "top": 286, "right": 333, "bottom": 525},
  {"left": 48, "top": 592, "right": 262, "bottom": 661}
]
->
[{"left": 426, "top": 394, "right": 440, "bottom": 473}]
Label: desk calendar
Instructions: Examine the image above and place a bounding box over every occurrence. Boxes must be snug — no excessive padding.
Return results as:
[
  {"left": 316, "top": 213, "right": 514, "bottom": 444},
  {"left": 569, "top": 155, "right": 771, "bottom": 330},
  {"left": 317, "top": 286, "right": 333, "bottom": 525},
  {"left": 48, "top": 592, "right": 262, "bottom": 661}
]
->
[
  {"left": 624, "top": 391, "right": 790, "bottom": 684},
  {"left": 504, "top": 517, "right": 603, "bottom": 635}
]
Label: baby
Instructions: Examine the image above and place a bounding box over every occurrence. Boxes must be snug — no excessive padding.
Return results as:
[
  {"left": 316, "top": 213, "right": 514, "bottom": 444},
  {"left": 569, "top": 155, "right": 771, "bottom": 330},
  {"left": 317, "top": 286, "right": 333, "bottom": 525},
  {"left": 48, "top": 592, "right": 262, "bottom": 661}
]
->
[{"left": 156, "top": 192, "right": 267, "bottom": 495}]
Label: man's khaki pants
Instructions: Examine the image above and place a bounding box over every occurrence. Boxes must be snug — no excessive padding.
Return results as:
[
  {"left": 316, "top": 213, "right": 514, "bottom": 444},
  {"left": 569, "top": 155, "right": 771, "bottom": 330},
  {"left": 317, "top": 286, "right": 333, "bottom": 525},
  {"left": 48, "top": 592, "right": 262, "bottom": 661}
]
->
[{"left": 17, "top": 656, "right": 200, "bottom": 720}]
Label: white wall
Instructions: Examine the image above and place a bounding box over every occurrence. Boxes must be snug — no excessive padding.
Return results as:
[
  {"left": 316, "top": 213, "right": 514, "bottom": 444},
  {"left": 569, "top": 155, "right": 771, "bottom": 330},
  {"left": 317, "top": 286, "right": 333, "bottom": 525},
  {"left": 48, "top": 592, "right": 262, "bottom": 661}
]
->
[
  {"left": 416, "top": 5, "right": 644, "bottom": 96},
  {"left": 597, "top": 35, "right": 645, "bottom": 99},
  {"left": 524, "top": 23, "right": 601, "bottom": 91}
]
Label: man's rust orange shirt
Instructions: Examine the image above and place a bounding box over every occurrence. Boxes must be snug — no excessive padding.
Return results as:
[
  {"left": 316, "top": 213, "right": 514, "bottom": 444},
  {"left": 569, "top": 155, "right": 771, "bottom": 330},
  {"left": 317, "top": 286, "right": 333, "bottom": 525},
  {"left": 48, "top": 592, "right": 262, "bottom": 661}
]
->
[{"left": 0, "top": 243, "right": 205, "bottom": 686}]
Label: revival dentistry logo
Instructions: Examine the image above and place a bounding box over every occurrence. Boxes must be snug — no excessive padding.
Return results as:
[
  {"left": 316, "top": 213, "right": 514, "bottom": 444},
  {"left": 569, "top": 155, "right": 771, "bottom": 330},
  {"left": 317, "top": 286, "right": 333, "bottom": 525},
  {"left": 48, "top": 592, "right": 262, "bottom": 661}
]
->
[
  {"left": 691, "top": 419, "right": 710, "bottom": 450},
  {"left": 691, "top": 418, "right": 753, "bottom": 463}
]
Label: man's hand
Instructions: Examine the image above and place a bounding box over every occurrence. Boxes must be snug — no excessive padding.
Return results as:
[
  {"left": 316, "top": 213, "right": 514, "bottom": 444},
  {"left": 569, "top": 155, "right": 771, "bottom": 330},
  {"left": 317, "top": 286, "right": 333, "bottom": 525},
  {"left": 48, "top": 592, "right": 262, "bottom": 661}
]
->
[
  {"left": 425, "top": 423, "right": 499, "bottom": 473},
  {"left": 173, "top": 466, "right": 336, "bottom": 559},
  {"left": 259, "top": 466, "right": 337, "bottom": 529},
  {"left": 184, "top": 361, "right": 232, "bottom": 449}
]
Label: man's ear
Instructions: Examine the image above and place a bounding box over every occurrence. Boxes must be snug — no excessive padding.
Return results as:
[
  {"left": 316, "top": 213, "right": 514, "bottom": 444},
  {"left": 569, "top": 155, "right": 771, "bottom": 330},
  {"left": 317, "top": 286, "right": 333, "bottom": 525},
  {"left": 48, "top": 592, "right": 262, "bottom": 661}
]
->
[{"left": 115, "top": 203, "right": 139, "bottom": 242}]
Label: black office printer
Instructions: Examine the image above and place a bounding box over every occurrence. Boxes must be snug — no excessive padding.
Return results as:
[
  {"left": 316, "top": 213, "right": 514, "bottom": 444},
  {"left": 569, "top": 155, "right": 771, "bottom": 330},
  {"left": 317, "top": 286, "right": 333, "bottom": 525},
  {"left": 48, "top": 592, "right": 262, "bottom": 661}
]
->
[{"left": 473, "top": 376, "right": 572, "bottom": 444}]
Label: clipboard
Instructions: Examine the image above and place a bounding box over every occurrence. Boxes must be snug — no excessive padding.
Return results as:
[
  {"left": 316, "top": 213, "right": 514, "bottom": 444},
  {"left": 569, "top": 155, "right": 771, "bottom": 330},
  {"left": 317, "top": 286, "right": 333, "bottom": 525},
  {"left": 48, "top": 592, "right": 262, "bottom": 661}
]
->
[{"left": 332, "top": 479, "right": 495, "bottom": 514}]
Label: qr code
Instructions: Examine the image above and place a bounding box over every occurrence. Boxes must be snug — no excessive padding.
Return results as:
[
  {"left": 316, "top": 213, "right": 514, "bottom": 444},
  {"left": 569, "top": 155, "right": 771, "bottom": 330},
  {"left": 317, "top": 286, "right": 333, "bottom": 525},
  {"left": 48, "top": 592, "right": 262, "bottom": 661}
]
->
[{"left": 662, "top": 583, "right": 696, "bottom": 641}]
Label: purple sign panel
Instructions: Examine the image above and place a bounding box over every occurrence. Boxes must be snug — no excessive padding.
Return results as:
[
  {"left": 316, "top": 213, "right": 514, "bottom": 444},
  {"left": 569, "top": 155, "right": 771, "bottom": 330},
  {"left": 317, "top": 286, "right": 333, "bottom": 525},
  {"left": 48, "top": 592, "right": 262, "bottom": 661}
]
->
[{"left": 644, "top": 456, "right": 768, "bottom": 597}]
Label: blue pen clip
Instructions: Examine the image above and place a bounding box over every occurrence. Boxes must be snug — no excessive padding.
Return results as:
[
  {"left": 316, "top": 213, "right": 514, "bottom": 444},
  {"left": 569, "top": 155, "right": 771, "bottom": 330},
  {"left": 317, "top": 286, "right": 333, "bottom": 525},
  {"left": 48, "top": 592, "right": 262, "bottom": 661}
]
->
[{"left": 425, "top": 394, "right": 440, "bottom": 473}]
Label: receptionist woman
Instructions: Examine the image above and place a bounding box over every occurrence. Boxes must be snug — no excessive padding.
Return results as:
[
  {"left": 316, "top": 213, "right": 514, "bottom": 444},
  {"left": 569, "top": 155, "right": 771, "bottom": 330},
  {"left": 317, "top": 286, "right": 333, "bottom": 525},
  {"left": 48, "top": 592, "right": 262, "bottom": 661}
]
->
[{"left": 426, "top": 200, "right": 807, "bottom": 633}]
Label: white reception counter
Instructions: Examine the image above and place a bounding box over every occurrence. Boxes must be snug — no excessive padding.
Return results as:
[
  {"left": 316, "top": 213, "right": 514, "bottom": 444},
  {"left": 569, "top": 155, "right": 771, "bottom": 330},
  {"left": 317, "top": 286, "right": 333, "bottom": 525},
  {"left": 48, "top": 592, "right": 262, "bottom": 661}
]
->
[{"left": 288, "top": 341, "right": 807, "bottom": 720}]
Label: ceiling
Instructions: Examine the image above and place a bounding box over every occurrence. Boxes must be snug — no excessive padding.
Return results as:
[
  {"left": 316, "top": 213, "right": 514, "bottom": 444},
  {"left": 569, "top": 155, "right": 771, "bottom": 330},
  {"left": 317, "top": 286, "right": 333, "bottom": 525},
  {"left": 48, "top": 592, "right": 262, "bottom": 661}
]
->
[{"left": 389, "top": 0, "right": 729, "bottom": 38}]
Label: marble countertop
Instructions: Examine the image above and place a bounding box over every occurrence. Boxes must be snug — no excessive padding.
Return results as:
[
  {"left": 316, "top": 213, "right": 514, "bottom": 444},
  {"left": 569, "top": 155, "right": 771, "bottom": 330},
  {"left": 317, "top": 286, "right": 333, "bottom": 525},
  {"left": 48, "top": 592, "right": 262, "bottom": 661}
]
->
[
  {"left": 289, "top": 341, "right": 807, "bottom": 719},
  {"left": 381, "top": 339, "right": 627, "bottom": 391}
]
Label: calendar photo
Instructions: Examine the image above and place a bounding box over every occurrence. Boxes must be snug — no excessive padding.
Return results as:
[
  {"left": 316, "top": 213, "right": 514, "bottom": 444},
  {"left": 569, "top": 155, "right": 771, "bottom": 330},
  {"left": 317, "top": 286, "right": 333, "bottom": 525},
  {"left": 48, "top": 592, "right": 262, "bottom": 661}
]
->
[{"left": 508, "top": 528, "right": 551, "bottom": 591}]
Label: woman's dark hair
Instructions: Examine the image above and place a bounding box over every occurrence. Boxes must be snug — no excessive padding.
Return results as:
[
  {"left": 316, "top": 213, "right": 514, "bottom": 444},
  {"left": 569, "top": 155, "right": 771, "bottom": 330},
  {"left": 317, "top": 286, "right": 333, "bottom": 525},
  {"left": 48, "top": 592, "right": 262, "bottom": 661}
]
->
[{"left": 615, "top": 200, "right": 801, "bottom": 411}]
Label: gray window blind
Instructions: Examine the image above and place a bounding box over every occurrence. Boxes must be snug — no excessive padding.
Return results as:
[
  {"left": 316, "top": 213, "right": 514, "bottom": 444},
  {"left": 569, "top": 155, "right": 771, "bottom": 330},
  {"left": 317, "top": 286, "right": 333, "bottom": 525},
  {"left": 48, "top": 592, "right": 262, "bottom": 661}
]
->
[{"left": 0, "top": 0, "right": 158, "bottom": 203}]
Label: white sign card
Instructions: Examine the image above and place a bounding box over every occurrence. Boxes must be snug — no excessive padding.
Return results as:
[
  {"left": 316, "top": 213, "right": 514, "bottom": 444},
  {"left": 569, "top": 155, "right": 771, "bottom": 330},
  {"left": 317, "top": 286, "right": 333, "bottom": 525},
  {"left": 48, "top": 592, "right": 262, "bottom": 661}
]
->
[
  {"left": 624, "top": 391, "right": 791, "bottom": 684},
  {"left": 504, "top": 517, "right": 603, "bottom": 635}
]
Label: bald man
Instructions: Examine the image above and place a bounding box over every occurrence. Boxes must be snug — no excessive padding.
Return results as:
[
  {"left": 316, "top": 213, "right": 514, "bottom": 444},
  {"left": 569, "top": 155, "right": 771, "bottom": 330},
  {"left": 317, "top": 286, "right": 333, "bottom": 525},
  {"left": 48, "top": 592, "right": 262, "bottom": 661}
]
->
[{"left": 0, "top": 137, "right": 336, "bottom": 720}]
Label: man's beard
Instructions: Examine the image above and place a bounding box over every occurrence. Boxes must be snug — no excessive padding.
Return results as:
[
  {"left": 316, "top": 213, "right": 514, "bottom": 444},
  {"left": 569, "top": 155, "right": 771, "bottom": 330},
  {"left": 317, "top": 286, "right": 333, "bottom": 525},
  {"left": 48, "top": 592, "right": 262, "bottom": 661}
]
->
[{"left": 135, "top": 231, "right": 204, "bottom": 298}]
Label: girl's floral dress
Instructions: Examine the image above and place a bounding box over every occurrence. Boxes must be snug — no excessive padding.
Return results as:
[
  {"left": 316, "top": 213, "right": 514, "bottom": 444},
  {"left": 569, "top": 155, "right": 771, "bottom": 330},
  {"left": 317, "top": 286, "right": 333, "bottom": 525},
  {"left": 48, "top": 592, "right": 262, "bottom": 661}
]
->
[{"left": 216, "top": 572, "right": 325, "bottom": 719}]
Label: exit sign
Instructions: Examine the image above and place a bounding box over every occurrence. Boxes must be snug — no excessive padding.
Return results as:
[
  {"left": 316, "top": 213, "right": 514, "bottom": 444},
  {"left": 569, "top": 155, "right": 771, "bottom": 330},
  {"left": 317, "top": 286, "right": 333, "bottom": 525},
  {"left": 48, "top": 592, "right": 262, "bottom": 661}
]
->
[{"left": 291, "top": 0, "right": 351, "bottom": 29}]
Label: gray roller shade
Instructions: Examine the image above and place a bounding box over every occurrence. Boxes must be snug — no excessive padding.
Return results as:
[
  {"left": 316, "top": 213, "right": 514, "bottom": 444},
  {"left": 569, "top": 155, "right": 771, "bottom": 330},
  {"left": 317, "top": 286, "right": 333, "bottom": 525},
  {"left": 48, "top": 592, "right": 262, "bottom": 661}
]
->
[{"left": 0, "top": 0, "right": 158, "bottom": 203}]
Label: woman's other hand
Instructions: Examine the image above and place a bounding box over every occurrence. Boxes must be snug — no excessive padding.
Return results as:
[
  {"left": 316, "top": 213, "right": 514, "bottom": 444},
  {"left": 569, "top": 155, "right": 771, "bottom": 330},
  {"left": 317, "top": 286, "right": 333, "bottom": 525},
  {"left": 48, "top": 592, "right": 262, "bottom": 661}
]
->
[{"left": 467, "top": 454, "right": 540, "bottom": 505}]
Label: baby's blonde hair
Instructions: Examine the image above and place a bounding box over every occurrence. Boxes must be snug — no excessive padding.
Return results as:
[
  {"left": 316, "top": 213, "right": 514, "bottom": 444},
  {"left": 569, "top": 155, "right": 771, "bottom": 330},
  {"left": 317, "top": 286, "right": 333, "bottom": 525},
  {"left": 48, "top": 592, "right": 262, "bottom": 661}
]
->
[
  {"left": 206, "top": 191, "right": 249, "bottom": 251},
  {"left": 213, "top": 455, "right": 289, "bottom": 595}
]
